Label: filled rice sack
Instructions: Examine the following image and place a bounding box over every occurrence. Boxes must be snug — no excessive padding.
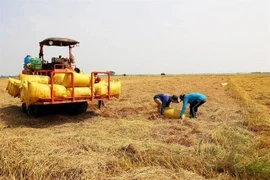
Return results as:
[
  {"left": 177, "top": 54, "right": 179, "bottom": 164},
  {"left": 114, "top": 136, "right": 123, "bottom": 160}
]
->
[
  {"left": 53, "top": 73, "right": 65, "bottom": 84},
  {"left": 20, "top": 81, "right": 29, "bottom": 103},
  {"left": 27, "top": 82, "right": 51, "bottom": 105},
  {"left": 26, "top": 82, "right": 68, "bottom": 105},
  {"left": 61, "top": 69, "right": 91, "bottom": 87},
  {"left": 66, "top": 87, "right": 94, "bottom": 97},
  {"left": 94, "top": 80, "right": 121, "bottom": 98},
  {"left": 49, "top": 84, "right": 68, "bottom": 98},
  {"left": 19, "top": 73, "right": 50, "bottom": 84},
  {"left": 164, "top": 107, "right": 181, "bottom": 119},
  {"left": 6, "top": 78, "right": 21, "bottom": 97}
]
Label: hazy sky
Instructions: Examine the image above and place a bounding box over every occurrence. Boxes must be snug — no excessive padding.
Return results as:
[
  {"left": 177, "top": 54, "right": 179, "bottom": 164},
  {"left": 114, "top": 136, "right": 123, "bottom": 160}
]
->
[{"left": 0, "top": 0, "right": 269, "bottom": 75}]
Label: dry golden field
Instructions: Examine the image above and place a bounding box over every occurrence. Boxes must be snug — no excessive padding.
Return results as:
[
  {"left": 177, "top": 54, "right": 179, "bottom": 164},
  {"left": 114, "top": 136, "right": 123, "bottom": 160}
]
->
[{"left": 0, "top": 74, "right": 270, "bottom": 180}]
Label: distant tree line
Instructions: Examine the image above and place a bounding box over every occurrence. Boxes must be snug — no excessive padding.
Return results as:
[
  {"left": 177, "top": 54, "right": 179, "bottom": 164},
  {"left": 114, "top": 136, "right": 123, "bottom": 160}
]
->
[
  {"left": 250, "top": 72, "right": 270, "bottom": 74},
  {"left": 0, "top": 75, "right": 17, "bottom": 78}
]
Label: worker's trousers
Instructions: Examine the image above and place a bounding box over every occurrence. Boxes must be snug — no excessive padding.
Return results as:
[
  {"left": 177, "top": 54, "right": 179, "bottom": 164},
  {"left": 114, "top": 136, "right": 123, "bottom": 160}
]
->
[
  {"left": 189, "top": 100, "right": 206, "bottom": 118},
  {"left": 154, "top": 98, "right": 162, "bottom": 113}
]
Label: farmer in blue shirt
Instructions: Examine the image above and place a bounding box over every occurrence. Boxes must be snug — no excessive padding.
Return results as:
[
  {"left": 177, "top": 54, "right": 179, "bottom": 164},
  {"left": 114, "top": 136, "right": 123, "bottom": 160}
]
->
[
  {"left": 179, "top": 93, "right": 207, "bottom": 119},
  {"left": 153, "top": 94, "right": 179, "bottom": 115}
]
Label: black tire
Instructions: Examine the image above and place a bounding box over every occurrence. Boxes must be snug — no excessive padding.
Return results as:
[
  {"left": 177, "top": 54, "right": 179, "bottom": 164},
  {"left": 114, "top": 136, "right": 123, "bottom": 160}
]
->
[
  {"left": 27, "top": 105, "right": 41, "bottom": 118},
  {"left": 77, "top": 102, "right": 88, "bottom": 114},
  {"left": 65, "top": 102, "right": 88, "bottom": 115},
  {"left": 22, "top": 102, "right": 27, "bottom": 114}
]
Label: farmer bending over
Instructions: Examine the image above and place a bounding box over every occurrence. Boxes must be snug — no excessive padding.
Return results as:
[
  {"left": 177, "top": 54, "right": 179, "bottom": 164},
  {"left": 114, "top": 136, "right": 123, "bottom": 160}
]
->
[
  {"left": 153, "top": 94, "right": 179, "bottom": 116},
  {"left": 179, "top": 93, "right": 207, "bottom": 119}
]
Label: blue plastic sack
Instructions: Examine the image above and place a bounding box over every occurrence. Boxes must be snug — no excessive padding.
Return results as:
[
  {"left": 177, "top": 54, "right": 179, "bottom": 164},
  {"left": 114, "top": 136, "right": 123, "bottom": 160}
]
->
[{"left": 24, "top": 55, "right": 31, "bottom": 68}]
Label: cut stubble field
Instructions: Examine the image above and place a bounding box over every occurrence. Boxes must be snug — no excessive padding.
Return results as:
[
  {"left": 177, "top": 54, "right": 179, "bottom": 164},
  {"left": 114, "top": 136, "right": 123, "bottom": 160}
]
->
[{"left": 0, "top": 74, "right": 269, "bottom": 180}]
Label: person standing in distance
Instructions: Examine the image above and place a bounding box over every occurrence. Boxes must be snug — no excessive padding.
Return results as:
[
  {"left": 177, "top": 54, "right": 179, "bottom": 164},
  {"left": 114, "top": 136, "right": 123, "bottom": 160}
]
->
[
  {"left": 94, "top": 73, "right": 104, "bottom": 108},
  {"left": 153, "top": 94, "right": 179, "bottom": 116},
  {"left": 179, "top": 93, "right": 207, "bottom": 119}
]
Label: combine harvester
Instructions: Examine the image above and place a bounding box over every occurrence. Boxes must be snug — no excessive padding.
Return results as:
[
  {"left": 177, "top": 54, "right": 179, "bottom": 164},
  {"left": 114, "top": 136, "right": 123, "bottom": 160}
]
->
[{"left": 6, "top": 37, "right": 121, "bottom": 117}]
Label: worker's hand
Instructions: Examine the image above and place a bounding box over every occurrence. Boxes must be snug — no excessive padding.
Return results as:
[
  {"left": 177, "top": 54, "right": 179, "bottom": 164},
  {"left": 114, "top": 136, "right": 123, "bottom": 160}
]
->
[{"left": 179, "top": 114, "right": 185, "bottom": 120}]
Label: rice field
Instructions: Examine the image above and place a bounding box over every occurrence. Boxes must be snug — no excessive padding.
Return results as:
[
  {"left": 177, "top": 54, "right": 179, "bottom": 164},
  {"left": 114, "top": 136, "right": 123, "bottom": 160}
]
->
[{"left": 0, "top": 74, "right": 269, "bottom": 180}]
